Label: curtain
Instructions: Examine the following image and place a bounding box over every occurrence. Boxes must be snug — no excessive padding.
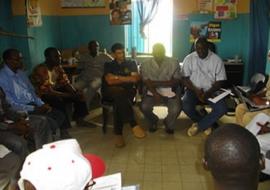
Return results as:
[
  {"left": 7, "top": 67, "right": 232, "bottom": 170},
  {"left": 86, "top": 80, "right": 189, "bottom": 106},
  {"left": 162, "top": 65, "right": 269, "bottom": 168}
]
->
[
  {"left": 137, "top": 0, "right": 160, "bottom": 38},
  {"left": 247, "top": 0, "right": 270, "bottom": 79},
  {"left": 125, "top": 2, "right": 145, "bottom": 53}
]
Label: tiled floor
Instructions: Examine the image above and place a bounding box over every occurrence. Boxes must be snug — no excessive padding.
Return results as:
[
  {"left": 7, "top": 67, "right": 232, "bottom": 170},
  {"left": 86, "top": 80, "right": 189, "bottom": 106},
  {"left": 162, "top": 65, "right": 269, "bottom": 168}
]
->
[{"left": 70, "top": 108, "right": 270, "bottom": 190}]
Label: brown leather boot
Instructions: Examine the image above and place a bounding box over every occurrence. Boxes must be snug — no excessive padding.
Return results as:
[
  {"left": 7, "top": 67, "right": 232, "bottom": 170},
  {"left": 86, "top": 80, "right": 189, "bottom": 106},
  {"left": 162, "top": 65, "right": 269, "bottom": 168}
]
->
[{"left": 115, "top": 135, "right": 125, "bottom": 148}]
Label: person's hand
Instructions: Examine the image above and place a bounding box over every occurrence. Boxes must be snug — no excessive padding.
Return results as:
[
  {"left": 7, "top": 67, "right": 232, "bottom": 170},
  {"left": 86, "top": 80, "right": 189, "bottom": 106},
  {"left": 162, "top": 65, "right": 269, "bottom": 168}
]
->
[
  {"left": 250, "top": 96, "right": 267, "bottom": 106},
  {"left": 257, "top": 122, "right": 270, "bottom": 134},
  {"left": 10, "top": 118, "right": 30, "bottom": 136},
  {"left": 195, "top": 89, "right": 205, "bottom": 103},
  {"left": 34, "top": 104, "right": 52, "bottom": 114},
  {"left": 153, "top": 92, "right": 162, "bottom": 104}
]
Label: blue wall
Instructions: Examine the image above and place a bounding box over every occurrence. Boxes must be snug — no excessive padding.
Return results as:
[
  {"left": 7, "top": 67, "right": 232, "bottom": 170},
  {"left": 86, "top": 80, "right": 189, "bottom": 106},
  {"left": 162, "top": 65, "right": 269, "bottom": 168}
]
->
[
  {"left": 173, "top": 13, "right": 250, "bottom": 81},
  {"left": 58, "top": 15, "right": 125, "bottom": 51},
  {"left": 1, "top": 8, "right": 251, "bottom": 80},
  {"left": 27, "top": 16, "right": 61, "bottom": 67},
  {"left": 0, "top": 0, "right": 31, "bottom": 70},
  {"left": 173, "top": 14, "right": 250, "bottom": 61},
  {"left": 266, "top": 28, "right": 270, "bottom": 74}
]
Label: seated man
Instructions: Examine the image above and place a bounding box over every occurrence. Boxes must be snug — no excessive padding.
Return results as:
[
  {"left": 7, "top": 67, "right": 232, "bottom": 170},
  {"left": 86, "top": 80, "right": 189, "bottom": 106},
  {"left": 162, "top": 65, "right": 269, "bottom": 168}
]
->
[
  {"left": 0, "top": 87, "right": 52, "bottom": 151},
  {"left": 74, "top": 40, "right": 113, "bottom": 109},
  {"left": 182, "top": 36, "right": 227, "bottom": 136},
  {"left": 140, "top": 43, "right": 182, "bottom": 134},
  {"left": 204, "top": 124, "right": 264, "bottom": 190},
  {"left": 236, "top": 74, "right": 270, "bottom": 126},
  {"left": 43, "top": 47, "right": 93, "bottom": 127},
  {"left": 245, "top": 113, "right": 270, "bottom": 180},
  {"left": 0, "top": 49, "right": 70, "bottom": 139},
  {"left": 0, "top": 146, "right": 21, "bottom": 190},
  {"left": 102, "top": 43, "right": 145, "bottom": 148}
]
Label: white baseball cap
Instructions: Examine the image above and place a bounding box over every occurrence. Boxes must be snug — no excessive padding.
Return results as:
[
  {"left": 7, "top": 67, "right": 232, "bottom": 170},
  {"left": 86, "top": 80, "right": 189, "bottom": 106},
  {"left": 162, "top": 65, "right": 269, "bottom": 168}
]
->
[{"left": 18, "top": 139, "right": 105, "bottom": 190}]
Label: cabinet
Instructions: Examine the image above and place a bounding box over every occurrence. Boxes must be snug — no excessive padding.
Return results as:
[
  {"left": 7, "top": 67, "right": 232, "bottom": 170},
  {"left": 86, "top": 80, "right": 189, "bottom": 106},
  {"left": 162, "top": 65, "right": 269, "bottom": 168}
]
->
[{"left": 224, "top": 62, "right": 244, "bottom": 87}]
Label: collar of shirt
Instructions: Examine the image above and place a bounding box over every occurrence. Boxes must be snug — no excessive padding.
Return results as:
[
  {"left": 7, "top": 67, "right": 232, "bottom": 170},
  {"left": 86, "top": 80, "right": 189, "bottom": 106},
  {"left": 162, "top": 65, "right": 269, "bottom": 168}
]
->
[
  {"left": 195, "top": 50, "right": 212, "bottom": 61},
  {"left": 3, "top": 64, "right": 16, "bottom": 77}
]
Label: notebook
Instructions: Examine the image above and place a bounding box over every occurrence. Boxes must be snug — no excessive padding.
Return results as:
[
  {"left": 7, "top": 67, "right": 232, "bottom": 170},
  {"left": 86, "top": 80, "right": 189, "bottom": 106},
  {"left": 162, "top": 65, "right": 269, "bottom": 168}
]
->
[{"left": 233, "top": 86, "right": 270, "bottom": 112}]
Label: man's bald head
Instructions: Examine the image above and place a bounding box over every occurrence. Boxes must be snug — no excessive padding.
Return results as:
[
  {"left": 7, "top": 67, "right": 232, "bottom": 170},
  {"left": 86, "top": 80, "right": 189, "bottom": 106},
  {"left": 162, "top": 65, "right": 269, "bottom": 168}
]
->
[
  {"left": 204, "top": 124, "right": 262, "bottom": 189},
  {"left": 152, "top": 43, "right": 166, "bottom": 63}
]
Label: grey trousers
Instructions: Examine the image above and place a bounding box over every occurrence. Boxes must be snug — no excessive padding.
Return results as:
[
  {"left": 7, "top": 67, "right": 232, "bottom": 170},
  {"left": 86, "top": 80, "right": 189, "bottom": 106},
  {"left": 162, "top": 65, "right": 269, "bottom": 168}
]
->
[
  {"left": 0, "top": 152, "right": 21, "bottom": 190},
  {"left": 28, "top": 115, "right": 53, "bottom": 149},
  {"left": 140, "top": 95, "right": 181, "bottom": 130},
  {"left": 0, "top": 131, "right": 28, "bottom": 163},
  {"left": 74, "top": 78, "right": 101, "bottom": 109}
]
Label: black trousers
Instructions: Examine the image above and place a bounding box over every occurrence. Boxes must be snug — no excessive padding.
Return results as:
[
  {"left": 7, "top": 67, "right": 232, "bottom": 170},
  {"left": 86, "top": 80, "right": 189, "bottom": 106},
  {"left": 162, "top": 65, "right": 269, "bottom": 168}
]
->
[
  {"left": 103, "top": 86, "right": 137, "bottom": 135},
  {"left": 41, "top": 94, "right": 88, "bottom": 122}
]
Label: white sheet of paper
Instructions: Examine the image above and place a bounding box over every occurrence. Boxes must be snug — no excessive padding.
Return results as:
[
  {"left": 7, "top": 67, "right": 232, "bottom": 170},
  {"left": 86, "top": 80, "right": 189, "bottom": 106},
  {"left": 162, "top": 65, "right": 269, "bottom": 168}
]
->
[
  {"left": 0, "top": 144, "right": 11, "bottom": 158},
  {"left": 246, "top": 114, "right": 270, "bottom": 136},
  {"left": 153, "top": 106, "right": 168, "bottom": 119},
  {"left": 147, "top": 88, "right": 176, "bottom": 98},
  {"left": 263, "top": 158, "right": 270, "bottom": 175},
  {"left": 92, "top": 173, "right": 121, "bottom": 190},
  {"left": 208, "top": 89, "right": 232, "bottom": 103},
  {"left": 122, "top": 185, "right": 140, "bottom": 190}
]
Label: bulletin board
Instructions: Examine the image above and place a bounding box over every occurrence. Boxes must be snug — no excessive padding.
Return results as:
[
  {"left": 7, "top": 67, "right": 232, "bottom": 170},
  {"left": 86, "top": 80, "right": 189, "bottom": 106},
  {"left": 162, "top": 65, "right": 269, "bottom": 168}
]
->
[{"left": 214, "top": 0, "right": 237, "bottom": 19}]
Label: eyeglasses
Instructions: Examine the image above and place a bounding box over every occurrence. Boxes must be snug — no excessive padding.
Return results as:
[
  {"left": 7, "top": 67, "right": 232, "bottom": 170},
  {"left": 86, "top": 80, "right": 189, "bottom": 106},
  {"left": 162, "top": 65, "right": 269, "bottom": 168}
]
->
[{"left": 84, "top": 180, "right": 96, "bottom": 190}]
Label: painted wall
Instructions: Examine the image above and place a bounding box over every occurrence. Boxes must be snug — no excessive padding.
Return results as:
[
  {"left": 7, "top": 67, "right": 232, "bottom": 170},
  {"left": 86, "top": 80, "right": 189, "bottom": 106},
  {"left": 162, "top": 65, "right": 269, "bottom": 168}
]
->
[
  {"left": 173, "top": 14, "right": 250, "bottom": 61},
  {"left": 9, "top": 0, "right": 250, "bottom": 75},
  {"left": 266, "top": 28, "right": 270, "bottom": 74},
  {"left": 0, "top": 0, "right": 31, "bottom": 69}
]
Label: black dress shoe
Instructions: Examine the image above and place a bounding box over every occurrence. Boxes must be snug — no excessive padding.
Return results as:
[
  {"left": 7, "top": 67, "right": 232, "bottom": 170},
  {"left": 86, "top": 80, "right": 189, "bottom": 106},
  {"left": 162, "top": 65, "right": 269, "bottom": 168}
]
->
[
  {"left": 259, "top": 172, "right": 270, "bottom": 182},
  {"left": 165, "top": 128, "right": 174, "bottom": 134},
  {"left": 60, "top": 129, "right": 72, "bottom": 139},
  {"left": 149, "top": 125, "right": 157, "bottom": 133}
]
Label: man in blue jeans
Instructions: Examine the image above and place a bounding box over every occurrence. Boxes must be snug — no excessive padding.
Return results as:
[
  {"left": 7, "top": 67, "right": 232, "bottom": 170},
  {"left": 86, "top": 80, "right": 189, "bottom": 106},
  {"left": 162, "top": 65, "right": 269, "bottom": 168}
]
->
[{"left": 182, "top": 36, "right": 227, "bottom": 136}]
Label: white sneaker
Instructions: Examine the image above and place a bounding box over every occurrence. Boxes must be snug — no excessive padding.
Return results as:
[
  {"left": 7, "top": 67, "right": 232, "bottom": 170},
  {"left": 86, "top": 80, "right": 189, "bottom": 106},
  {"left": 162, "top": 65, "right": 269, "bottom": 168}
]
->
[
  {"left": 187, "top": 123, "right": 199, "bottom": 137},
  {"left": 204, "top": 128, "right": 212, "bottom": 136}
]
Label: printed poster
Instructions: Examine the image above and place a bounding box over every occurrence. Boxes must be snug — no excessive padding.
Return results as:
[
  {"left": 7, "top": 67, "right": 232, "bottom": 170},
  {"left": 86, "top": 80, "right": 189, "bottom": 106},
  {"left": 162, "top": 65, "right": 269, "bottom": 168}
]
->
[
  {"left": 198, "top": 0, "right": 213, "bottom": 13},
  {"left": 214, "top": 0, "right": 237, "bottom": 19},
  {"left": 109, "top": 0, "right": 132, "bottom": 25},
  {"left": 190, "top": 21, "right": 222, "bottom": 42},
  {"left": 26, "top": 0, "right": 42, "bottom": 27}
]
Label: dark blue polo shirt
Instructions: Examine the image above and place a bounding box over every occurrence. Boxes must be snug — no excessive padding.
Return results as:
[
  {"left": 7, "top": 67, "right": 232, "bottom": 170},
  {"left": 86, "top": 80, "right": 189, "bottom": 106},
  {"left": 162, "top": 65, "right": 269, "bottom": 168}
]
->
[{"left": 102, "top": 59, "right": 138, "bottom": 90}]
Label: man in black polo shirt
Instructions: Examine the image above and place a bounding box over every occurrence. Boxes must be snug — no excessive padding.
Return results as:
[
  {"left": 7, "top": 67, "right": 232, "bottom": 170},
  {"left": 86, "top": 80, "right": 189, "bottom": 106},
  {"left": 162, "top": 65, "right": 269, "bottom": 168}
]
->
[{"left": 102, "top": 43, "right": 146, "bottom": 148}]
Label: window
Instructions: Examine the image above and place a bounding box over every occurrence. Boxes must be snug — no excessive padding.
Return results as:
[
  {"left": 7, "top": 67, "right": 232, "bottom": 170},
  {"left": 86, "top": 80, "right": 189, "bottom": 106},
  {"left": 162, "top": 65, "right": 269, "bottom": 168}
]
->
[{"left": 125, "top": 0, "right": 173, "bottom": 56}]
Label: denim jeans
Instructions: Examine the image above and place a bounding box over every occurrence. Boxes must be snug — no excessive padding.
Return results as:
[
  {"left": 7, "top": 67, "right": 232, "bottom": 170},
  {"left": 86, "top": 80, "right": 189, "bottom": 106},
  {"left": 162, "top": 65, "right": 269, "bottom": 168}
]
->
[{"left": 182, "top": 90, "right": 227, "bottom": 131}]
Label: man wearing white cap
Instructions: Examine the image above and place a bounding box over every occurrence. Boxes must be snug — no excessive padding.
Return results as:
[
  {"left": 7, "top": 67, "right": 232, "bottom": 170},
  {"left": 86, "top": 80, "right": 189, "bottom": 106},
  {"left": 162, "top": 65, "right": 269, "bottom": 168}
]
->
[{"left": 18, "top": 139, "right": 105, "bottom": 190}]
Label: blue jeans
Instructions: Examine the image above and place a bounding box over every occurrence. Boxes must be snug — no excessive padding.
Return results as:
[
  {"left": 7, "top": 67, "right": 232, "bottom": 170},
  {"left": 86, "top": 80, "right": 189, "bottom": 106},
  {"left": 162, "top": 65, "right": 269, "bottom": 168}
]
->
[{"left": 182, "top": 90, "right": 227, "bottom": 131}]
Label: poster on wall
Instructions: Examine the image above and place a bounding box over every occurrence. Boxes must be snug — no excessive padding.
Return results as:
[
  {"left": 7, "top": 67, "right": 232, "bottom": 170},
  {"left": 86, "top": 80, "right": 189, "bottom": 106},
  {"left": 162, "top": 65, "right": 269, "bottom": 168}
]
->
[
  {"left": 26, "top": 0, "right": 42, "bottom": 27},
  {"left": 61, "top": 0, "right": 106, "bottom": 8},
  {"left": 109, "top": 0, "right": 132, "bottom": 25},
  {"left": 214, "top": 0, "right": 237, "bottom": 19},
  {"left": 198, "top": 0, "right": 213, "bottom": 13},
  {"left": 190, "top": 21, "right": 222, "bottom": 42}
]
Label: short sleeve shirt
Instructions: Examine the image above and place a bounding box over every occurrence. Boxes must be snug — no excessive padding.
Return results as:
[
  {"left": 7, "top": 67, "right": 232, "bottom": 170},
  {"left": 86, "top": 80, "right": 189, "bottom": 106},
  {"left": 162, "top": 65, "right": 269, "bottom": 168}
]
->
[
  {"left": 141, "top": 57, "right": 181, "bottom": 81},
  {"left": 77, "top": 53, "right": 113, "bottom": 82},
  {"left": 182, "top": 51, "right": 227, "bottom": 91},
  {"left": 141, "top": 57, "right": 181, "bottom": 97},
  {"left": 103, "top": 59, "right": 138, "bottom": 90}
]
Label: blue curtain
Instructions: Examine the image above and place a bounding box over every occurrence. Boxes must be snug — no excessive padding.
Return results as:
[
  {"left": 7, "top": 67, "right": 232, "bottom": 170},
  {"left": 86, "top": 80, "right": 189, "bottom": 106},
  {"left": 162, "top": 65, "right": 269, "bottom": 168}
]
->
[
  {"left": 125, "top": 2, "right": 144, "bottom": 53},
  {"left": 247, "top": 0, "right": 270, "bottom": 78},
  {"left": 137, "top": 0, "right": 159, "bottom": 38}
]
